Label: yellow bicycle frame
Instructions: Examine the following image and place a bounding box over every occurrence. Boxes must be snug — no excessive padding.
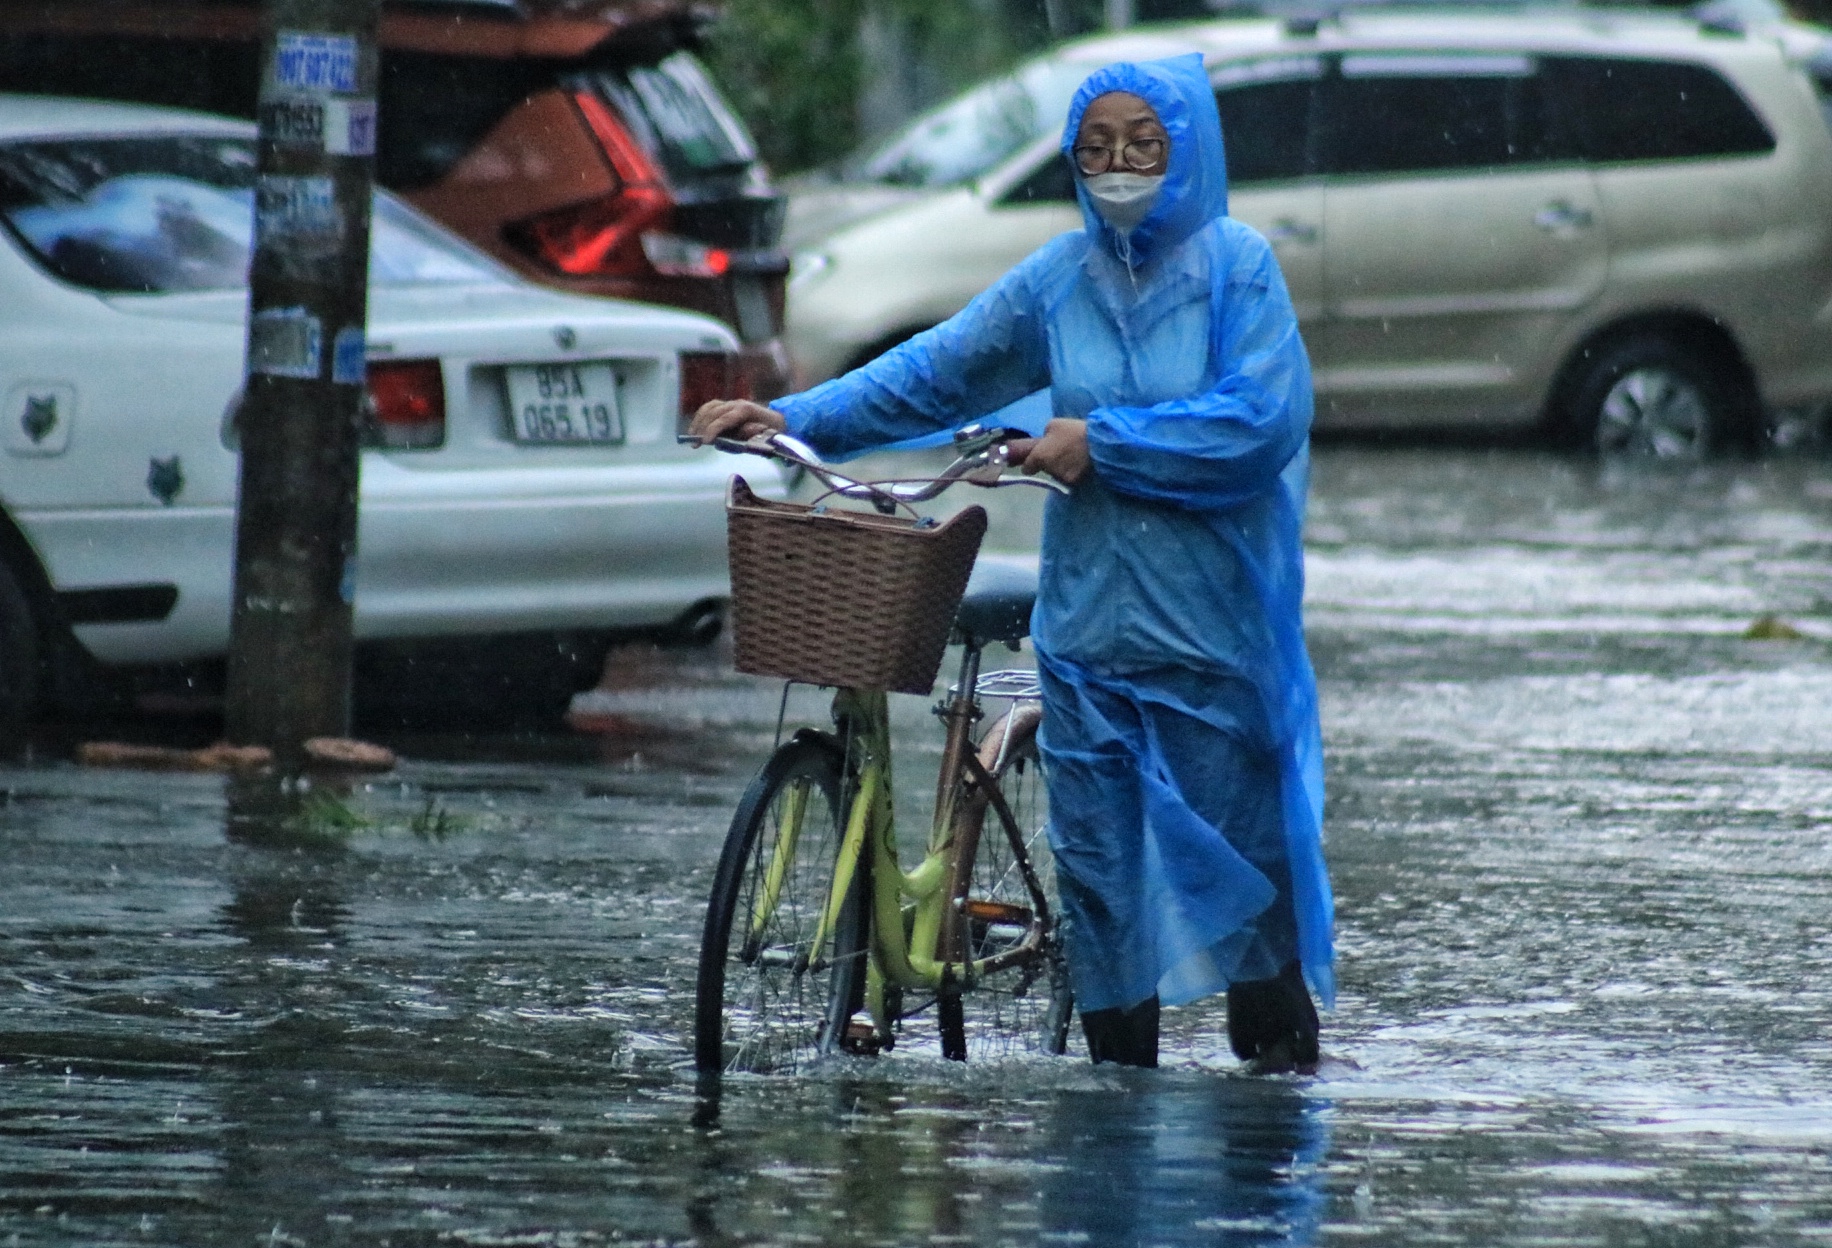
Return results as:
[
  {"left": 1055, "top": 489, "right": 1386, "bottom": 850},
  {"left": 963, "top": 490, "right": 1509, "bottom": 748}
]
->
[
  {"left": 747, "top": 682, "right": 1046, "bottom": 1044},
  {"left": 815, "top": 688, "right": 997, "bottom": 1032}
]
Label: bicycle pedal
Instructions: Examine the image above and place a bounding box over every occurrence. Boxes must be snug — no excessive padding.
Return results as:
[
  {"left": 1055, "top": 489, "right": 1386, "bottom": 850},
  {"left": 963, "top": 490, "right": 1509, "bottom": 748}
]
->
[
  {"left": 962, "top": 900, "right": 1033, "bottom": 926},
  {"left": 840, "top": 1018, "right": 886, "bottom": 1056}
]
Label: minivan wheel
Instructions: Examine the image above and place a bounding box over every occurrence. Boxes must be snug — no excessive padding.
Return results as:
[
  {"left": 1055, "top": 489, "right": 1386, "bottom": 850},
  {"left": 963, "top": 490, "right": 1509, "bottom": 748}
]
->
[{"left": 1565, "top": 335, "right": 1748, "bottom": 459}]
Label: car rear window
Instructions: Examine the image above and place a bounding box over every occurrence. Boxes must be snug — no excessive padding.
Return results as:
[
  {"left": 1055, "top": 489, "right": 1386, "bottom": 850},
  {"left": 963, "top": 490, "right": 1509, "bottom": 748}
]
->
[
  {"left": 0, "top": 135, "right": 505, "bottom": 294},
  {"left": 378, "top": 50, "right": 551, "bottom": 190},
  {"left": 585, "top": 52, "right": 760, "bottom": 181},
  {"left": 1544, "top": 57, "right": 1775, "bottom": 162}
]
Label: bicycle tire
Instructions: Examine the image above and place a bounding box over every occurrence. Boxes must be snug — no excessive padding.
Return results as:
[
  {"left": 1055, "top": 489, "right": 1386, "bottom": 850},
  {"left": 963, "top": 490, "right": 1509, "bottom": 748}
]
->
[
  {"left": 937, "top": 703, "right": 1074, "bottom": 1061},
  {"left": 695, "top": 733, "right": 870, "bottom": 1074}
]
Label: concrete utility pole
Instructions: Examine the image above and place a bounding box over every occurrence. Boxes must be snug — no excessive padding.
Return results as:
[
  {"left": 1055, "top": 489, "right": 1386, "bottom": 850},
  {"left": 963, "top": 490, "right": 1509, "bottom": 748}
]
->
[
  {"left": 1104, "top": 0, "right": 1135, "bottom": 30},
  {"left": 226, "top": 0, "right": 381, "bottom": 762}
]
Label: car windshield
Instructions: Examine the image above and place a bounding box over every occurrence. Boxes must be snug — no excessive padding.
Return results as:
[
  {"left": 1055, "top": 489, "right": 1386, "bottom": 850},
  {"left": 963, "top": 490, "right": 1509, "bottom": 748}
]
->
[
  {"left": 838, "top": 59, "right": 1092, "bottom": 188},
  {"left": 0, "top": 134, "right": 505, "bottom": 294},
  {"left": 1813, "top": 44, "right": 1832, "bottom": 134}
]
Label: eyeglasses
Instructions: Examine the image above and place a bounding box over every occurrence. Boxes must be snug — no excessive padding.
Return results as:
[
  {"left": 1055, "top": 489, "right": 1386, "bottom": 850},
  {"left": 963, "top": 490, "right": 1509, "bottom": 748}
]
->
[{"left": 1072, "top": 137, "right": 1167, "bottom": 176}]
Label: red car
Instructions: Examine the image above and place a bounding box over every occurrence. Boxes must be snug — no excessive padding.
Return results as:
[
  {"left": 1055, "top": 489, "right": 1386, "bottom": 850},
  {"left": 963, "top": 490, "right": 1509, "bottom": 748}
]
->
[{"left": 0, "top": 0, "right": 790, "bottom": 404}]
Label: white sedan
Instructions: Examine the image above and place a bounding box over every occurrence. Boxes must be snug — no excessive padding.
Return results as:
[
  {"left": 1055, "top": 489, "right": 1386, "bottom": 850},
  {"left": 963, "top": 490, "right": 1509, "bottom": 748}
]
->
[{"left": 0, "top": 95, "right": 778, "bottom": 725}]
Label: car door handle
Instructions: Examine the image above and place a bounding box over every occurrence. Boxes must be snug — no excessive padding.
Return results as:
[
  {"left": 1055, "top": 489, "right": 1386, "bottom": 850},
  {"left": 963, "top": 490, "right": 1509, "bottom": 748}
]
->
[
  {"left": 1533, "top": 201, "right": 1595, "bottom": 233},
  {"left": 1266, "top": 218, "right": 1319, "bottom": 245}
]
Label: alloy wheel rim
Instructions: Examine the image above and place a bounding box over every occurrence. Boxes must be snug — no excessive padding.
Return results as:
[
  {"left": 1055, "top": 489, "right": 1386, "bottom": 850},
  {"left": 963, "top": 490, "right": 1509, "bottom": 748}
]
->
[{"left": 1596, "top": 367, "right": 1712, "bottom": 459}]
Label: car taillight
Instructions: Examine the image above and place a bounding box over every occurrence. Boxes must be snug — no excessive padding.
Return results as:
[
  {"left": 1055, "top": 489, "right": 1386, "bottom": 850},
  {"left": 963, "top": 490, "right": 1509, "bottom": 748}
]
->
[
  {"left": 364, "top": 360, "right": 445, "bottom": 450},
  {"left": 506, "top": 91, "right": 676, "bottom": 279},
  {"left": 679, "top": 350, "right": 755, "bottom": 432},
  {"left": 508, "top": 188, "right": 672, "bottom": 278},
  {"left": 641, "top": 231, "right": 731, "bottom": 278}
]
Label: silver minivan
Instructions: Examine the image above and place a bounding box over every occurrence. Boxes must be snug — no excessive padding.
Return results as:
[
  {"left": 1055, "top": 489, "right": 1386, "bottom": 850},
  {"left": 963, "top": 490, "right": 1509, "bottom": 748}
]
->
[{"left": 784, "top": 11, "right": 1832, "bottom": 456}]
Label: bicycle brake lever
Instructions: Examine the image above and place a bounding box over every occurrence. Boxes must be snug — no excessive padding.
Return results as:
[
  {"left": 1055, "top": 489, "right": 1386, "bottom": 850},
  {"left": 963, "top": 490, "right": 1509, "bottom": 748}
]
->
[
  {"left": 958, "top": 444, "right": 1072, "bottom": 494},
  {"left": 961, "top": 443, "right": 1010, "bottom": 484}
]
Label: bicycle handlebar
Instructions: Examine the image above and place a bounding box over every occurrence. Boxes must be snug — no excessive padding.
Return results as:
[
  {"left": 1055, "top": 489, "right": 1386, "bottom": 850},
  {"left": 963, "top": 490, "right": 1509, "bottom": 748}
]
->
[{"left": 679, "top": 422, "right": 1071, "bottom": 511}]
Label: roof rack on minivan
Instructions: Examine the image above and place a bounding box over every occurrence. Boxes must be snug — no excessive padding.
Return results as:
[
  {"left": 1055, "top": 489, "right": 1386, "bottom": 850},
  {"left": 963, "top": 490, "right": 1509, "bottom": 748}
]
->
[
  {"left": 1697, "top": 12, "right": 1749, "bottom": 36},
  {"left": 388, "top": 0, "right": 713, "bottom": 18},
  {"left": 1284, "top": 11, "right": 1340, "bottom": 36}
]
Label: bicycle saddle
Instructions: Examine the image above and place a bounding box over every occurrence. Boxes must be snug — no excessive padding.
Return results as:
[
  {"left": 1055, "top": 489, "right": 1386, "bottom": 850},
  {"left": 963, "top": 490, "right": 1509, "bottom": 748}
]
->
[{"left": 954, "top": 553, "right": 1038, "bottom": 646}]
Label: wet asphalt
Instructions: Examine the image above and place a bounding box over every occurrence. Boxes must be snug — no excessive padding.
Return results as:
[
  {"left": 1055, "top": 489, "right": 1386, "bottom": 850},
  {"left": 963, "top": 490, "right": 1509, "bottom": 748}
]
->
[{"left": 5, "top": 446, "right": 1832, "bottom": 1246}]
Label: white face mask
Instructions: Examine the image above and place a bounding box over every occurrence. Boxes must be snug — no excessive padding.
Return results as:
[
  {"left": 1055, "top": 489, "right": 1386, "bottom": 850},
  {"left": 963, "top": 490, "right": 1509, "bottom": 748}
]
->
[{"left": 1082, "top": 171, "right": 1164, "bottom": 232}]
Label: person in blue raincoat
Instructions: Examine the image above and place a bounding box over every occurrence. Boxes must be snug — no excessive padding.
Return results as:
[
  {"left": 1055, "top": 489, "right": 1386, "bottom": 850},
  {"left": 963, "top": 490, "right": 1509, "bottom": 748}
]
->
[{"left": 691, "top": 54, "right": 1333, "bottom": 1071}]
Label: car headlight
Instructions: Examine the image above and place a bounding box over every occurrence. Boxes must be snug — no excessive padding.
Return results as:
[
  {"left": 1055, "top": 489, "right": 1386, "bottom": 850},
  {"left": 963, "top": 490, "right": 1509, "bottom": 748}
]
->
[{"left": 788, "top": 250, "right": 834, "bottom": 293}]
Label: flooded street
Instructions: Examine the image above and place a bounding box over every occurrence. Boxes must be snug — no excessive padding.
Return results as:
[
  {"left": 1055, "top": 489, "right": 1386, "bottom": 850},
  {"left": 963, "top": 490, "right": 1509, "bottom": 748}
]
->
[{"left": 7, "top": 447, "right": 1832, "bottom": 1246}]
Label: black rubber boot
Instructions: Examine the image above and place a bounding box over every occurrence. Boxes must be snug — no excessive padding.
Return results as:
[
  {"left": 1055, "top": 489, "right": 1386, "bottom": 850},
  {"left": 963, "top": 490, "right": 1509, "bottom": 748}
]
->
[
  {"left": 1081, "top": 994, "right": 1160, "bottom": 1067},
  {"left": 1226, "top": 961, "right": 1319, "bottom": 1073}
]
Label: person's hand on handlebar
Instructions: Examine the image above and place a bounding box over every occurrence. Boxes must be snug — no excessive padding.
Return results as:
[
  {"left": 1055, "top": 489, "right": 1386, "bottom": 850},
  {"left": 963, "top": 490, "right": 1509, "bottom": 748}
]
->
[
  {"left": 1006, "top": 418, "right": 1090, "bottom": 486},
  {"left": 689, "top": 399, "right": 785, "bottom": 446}
]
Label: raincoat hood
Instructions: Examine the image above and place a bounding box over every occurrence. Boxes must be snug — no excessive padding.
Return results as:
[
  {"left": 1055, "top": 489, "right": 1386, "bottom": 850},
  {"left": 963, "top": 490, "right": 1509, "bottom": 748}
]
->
[{"left": 1062, "top": 53, "right": 1228, "bottom": 266}]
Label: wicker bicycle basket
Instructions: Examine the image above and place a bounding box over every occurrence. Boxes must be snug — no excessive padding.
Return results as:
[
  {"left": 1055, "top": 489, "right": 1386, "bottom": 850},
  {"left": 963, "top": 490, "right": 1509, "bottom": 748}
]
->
[{"left": 725, "top": 476, "right": 988, "bottom": 694}]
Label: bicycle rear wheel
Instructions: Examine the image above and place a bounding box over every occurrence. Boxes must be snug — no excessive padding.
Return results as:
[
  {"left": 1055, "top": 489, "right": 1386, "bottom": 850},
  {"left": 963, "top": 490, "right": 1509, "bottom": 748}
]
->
[
  {"left": 938, "top": 703, "right": 1073, "bottom": 1061},
  {"left": 696, "top": 734, "right": 869, "bottom": 1074}
]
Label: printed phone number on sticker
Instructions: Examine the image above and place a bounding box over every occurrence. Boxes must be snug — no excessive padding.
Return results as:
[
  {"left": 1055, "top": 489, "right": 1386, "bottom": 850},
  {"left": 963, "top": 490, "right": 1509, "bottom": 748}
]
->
[
  {"left": 274, "top": 31, "right": 358, "bottom": 95},
  {"left": 261, "top": 98, "right": 325, "bottom": 146},
  {"left": 260, "top": 97, "right": 377, "bottom": 156}
]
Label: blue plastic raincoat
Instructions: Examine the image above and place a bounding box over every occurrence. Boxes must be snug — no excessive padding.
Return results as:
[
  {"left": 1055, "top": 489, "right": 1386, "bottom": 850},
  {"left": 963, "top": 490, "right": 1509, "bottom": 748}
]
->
[{"left": 771, "top": 54, "right": 1333, "bottom": 1014}]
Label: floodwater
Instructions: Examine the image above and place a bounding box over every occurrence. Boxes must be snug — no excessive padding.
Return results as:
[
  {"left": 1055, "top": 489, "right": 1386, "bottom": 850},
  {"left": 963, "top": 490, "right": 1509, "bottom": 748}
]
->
[{"left": 6, "top": 447, "right": 1832, "bottom": 1246}]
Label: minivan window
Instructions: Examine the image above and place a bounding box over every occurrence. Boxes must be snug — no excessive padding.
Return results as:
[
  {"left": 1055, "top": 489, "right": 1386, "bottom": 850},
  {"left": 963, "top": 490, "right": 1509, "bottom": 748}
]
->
[
  {"left": 1544, "top": 57, "right": 1776, "bottom": 162},
  {"left": 1811, "top": 47, "right": 1832, "bottom": 134},
  {"left": 1214, "top": 59, "right": 1321, "bottom": 185},
  {"left": 589, "top": 52, "right": 760, "bottom": 180},
  {"left": 1320, "top": 55, "right": 1538, "bottom": 177},
  {"left": 0, "top": 135, "right": 504, "bottom": 293},
  {"left": 1001, "top": 152, "right": 1077, "bottom": 206},
  {"left": 840, "top": 59, "right": 1090, "bottom": 188}
]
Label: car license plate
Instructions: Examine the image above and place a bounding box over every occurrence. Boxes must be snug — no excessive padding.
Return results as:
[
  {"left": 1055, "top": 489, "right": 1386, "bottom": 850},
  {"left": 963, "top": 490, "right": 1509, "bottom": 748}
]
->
[{"left": 506, "top": 363, "right": 623, "bottom": 444}]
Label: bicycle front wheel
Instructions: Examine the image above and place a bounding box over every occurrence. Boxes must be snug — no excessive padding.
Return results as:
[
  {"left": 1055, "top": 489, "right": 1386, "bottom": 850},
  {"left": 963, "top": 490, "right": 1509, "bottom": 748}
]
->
[
  {"left": 939, "top": 702, "right": 1074, "bottom": 1061},
  {"left": 695, "top": 733, "right": 869, "bottom": 1075}
]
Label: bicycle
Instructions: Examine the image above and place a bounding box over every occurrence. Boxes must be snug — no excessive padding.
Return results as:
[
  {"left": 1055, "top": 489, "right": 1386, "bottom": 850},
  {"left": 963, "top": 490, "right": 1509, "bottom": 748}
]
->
[{"left": 691, "top": 424, "right": 1075, "bottom": 1074}]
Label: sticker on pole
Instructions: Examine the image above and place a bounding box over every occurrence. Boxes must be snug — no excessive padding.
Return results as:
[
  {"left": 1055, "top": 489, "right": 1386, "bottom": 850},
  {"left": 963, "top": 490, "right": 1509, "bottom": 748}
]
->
[
  {"left": 254, "top": 175, "right": 349, "bottom": 282},
  {"left": 255, "top": 175, "right": 341, "bottom": 243},
  {"left": 323, "top": 98, "right": 377, "bottom": 156},
  {"left": 331, "top": 327, "right": 367, "bottom": 386},
  {"left": 273, "top": 31, "right": 359, "bottom": 95},
  {"left": 260, "top": 97, "right": 375, "bottom": 155},
  {"left": 250, "top": 308, "right": 323, "bottom": 380},
  {"left": 260, "top": 97, "right": 325, "bottom": 148}
]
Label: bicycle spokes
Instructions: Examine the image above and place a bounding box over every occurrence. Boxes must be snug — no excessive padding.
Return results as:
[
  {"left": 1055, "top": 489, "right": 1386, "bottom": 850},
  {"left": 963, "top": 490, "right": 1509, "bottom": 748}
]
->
[{"left": 698, "top": 738, "right": 867, "bottom": 1076}]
